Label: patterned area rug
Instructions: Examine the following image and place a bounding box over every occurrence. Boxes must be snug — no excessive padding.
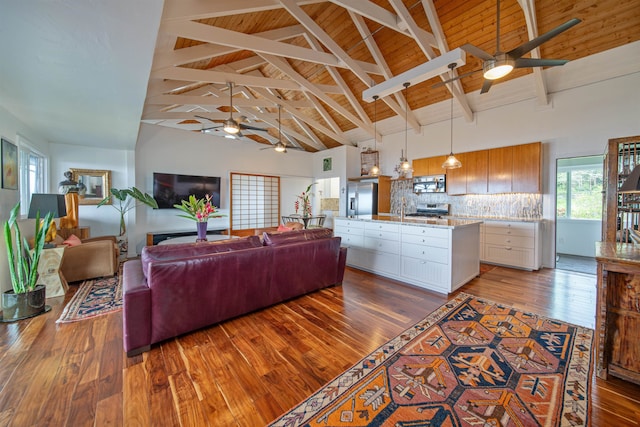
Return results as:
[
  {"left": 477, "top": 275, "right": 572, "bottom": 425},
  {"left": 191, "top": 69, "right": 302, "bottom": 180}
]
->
[
  {"left": 269, "top": 293, "right": 593, "bottom": 427},
  {"left": 56, "top": 274, "right": 122, "bottom": 323}
]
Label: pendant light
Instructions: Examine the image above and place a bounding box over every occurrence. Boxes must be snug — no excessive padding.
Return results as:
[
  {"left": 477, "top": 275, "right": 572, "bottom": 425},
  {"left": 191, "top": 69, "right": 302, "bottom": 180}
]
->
[
  {"left": 223, "top": 82, "right": 240, "bottom": 134},
  {"left": 369, "top": 95, "right": 380, "bottom": 176},
  {"left": 442, "top": 64, "right": 462, "bottom": 169},
  {"left": 274, "top": 104, "right": 286, "bottom": 152},
  {"left": 400, "top": 82, "right": 412, "bottom": 173}
]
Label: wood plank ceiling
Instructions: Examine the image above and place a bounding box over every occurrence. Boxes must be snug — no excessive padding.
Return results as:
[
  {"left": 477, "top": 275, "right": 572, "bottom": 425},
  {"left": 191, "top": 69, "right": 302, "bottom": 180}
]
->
[{"left": 143, "top": 0, "right": 640, "bottom": 152}]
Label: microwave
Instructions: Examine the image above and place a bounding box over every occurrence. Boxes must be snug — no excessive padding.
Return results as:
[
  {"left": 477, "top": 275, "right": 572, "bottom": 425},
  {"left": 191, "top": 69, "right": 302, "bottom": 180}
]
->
[{"left": 413, "top": 175, "right": 446, "bottom": 193}]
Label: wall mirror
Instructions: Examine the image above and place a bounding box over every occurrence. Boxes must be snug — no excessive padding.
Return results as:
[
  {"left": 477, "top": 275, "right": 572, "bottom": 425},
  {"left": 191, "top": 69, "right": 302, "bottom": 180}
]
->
[{"left": 69, "top": 168, "right": 111, "bottom": 205}]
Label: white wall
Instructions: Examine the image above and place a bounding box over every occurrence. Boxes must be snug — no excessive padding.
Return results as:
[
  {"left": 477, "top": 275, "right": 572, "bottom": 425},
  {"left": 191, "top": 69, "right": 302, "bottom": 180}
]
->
[
  {"left": 556, "top": 219, "right": 602, "bottom": 257},
  {"left": 361, "top": 71, "right": 640, "bottom": 267},
  {"left": 0, "top": 106, "right": 53, "bottom": 293},
  {"left": 134, "top": 123, "right": 316, "bottom": 254},
  {"left": 49, "top": 143, "right": 134, "bottom": 239}
]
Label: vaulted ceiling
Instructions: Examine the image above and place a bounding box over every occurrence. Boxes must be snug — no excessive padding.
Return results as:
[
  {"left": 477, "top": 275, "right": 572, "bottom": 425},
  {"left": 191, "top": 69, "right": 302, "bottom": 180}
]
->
[{"left": 143, "top": 0, "right": 640, "bottom": 152}]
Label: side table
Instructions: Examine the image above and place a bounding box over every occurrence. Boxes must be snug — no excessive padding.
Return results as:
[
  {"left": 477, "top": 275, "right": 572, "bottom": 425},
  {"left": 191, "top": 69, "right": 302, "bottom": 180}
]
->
[{"left": 38, "top": 247, "right": 68, "bottom": 298}]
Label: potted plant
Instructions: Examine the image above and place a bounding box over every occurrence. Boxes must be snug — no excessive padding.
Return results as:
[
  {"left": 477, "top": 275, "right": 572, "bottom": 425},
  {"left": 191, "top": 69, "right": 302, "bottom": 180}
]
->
[
  {"left": 173, "top": 194, "right": 224, "bottom": 242},
  {"left": 2, "top": 202, "right": 54, "bottom": 321},
  {"left": 98, "top": 187, "right": 158, "bottom": 258}
]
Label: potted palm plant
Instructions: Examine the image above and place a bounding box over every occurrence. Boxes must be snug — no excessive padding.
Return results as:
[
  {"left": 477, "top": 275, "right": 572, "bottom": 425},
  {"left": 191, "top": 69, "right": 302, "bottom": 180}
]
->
[
  {"left": 97, "top": 187, "right": 158, "bottom": 259},
  {"left": 98, "top": 187, "right": 158, "bottom": 258},
  {"left": 2, "top": 202, "right": 54, "bottom": 322}
]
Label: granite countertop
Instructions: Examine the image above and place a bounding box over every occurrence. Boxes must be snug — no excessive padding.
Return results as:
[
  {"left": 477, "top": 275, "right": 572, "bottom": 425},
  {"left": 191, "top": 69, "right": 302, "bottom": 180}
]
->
[
  {"left": 444, "top": 215, "right": 543, "bottom": 223},
  {"left": 337, "top": 215, "right": 482, "bottom": 229}
]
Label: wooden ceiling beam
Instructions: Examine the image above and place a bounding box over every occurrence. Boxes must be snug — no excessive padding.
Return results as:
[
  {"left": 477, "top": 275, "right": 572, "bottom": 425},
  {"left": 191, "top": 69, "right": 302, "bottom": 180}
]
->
[
  {"left": 162, "top": 0, "right": 323, "bottom": 22},
  {"left": 146, "top": 94, "right": 313, "bottom": 109},
  {"left": 151, "top": 67, "right": 299, "bottom": 90},
  {"left": 160, "top": 20, "right": 381, "bottom": 75},
  {"left": 259, "top": 52, "right": 371, "bottom": 138},
  {"left": 251, "top": 85, "right": 351, "bottom": 147},
  {"left": 152, "top": 25, "right": 305, "bottom": 70},
  {"left": 330, "top": 0, "right": 437, "bottom": 48},
  {"left": 388, "top": 0, "right": 472, "bottom": 122},
  {"left": 517, "top": 0, "right": 549, "bottom": 105},
  {"left": 303, "top": 33, "right": 373, "bottom": 130},
  {"left": 349, "top": 11, "right": 421, "bottom": 132},
  {"left": 420, "top": 0, "right": 474, "bottom": 121},
  {"left": 280, "top": 0, "right": 372, "bottom": 86}
]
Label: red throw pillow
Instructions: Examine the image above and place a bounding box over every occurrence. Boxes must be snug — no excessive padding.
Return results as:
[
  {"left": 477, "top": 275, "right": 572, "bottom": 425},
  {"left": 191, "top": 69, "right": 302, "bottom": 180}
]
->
[
  {"left": 277, "top": 224, "right": 293, "bottom": 232},
  {"left": 62, "top": 234, "right": 82, "bottom": 247}
]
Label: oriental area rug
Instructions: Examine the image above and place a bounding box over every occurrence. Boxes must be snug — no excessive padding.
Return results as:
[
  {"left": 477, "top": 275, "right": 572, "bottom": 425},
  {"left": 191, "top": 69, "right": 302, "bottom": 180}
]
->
[
  {"left": 56, "top": 274, "right": 122, "bottom": 323},
  {"left": 269, "top": 293, "right": 593, "bottom": 427}
]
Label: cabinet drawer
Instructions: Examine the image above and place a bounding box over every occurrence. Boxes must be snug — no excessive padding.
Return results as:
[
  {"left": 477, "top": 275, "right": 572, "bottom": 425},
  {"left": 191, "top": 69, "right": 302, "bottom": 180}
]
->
[
  {"left": 334, "top": 219, "right": 365, "bottom": 229},
  {"left": 484, "top": 221, "right": 534, "bottom": 237},
  {"left": 484, "top": 244, "right": 535, "bottom": 268},
  {"left": 484, "top": 233, "right": 534, "bottom": 249},
  {"left": 334, "top": 225, "right": 365, "bottom": 236},
  {"left": 363, "top": 251, "right": 400, "bottom": 275},
  {"left": 401, "top": 225, "right": 449, "bottom": 239},
  {"left": 402, "top": 233, "right": 449, "bottom": 249},
  {"left": 364, "top": 228, "right": 400, "bottom": 241},
  {"left": 402, "top": 242, "right": 449, "bottom": 264},
  {"left": 365, "top": 221, "right": 400, "bottom": 233},
  {"left": 338, "top": 233, "right": 364, "bottom": 248},
  {"left": 364, "top": 236, "right": 400, "bottom": 254},
  {"left": 401, "top": 257, "right": 449, "bottom": 292}
]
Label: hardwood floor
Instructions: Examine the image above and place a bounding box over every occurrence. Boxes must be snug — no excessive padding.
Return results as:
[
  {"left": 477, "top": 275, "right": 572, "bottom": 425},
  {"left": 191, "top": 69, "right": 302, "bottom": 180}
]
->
[{"left": 1, "top": 264, "right": 639, "bottom": 426}]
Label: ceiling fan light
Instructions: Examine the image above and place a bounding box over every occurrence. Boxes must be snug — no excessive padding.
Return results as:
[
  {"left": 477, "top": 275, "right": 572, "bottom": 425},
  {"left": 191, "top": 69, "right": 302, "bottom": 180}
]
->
[
  {"left": 223, "top": 118, "right": 240, "bottom": 134},
  {"left": 483, "top": 58, "right": 514, "bottom": 80},
  {"left": 442, "top": 153, "right": 462, "bottom": 169},
  {"left": 274, "top": 141, "right": 286, "bottom": 152}
]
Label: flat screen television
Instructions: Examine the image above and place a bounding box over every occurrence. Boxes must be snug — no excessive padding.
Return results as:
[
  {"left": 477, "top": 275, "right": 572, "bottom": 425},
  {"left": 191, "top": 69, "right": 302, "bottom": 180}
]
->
[{"left": 153, "top": 172, "right": 221, "bottom": 209}]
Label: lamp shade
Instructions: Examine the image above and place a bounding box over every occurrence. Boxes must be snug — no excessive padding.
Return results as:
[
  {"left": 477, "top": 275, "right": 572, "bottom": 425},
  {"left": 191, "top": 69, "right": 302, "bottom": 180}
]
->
[
  {"left": 619, "top": 165, "right": 640, "bottom": 193},
  {"left": 28, "top": 194, "right": 67, "bottom": 219}
]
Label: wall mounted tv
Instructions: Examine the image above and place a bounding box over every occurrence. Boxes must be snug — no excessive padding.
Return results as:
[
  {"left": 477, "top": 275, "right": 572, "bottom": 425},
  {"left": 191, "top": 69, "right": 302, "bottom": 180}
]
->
[{"left": 153, "top": 172, "right": 221, "bottom": 209}]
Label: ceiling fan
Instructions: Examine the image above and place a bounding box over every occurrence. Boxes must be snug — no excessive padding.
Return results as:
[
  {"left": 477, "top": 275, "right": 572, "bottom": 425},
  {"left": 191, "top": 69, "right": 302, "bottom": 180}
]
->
[
  {"left": 195, "top": 82, "right": 268, "bottom": 135},
  {"left": 438, "top": 0, "right": 581, "bottom": 94},
  {"left": 260, "top": 104, "right": 304, "bottom": 153}
]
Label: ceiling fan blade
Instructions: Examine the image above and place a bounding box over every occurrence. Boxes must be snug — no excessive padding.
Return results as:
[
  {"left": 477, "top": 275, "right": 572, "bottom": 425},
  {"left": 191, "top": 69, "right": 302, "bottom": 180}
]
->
[
  {"left": 240, "top": 124, "right": 269, "bottom": 132},
  {"left": 507, "top": 18, "right": 581, "bottom": 59},
  {"left": 514, "top": 58, "right": 569, "bottom": 68},
  {"left": 195, "top": 115, "right": 218, "bottom": 123},
  {"left": 460, "top": 43, "right": 494, "bottom": 61},
  {"left": 432, "top": 68, "right": 482, "bottom": 88},
  {"left": 480, "top": 79, "right": 494, "bottom": 94}
]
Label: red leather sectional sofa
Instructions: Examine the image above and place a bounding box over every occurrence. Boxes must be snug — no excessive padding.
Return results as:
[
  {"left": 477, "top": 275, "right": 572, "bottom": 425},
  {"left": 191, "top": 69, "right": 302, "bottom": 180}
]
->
[{"left": 122, "top": 228, "right": 347, "bottom": 356}]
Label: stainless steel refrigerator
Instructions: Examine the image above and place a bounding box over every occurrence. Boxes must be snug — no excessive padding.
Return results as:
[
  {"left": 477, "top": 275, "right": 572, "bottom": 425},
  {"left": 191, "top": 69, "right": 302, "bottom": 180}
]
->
[{"left": 347, "top": 182, "right": 378, "bottom": 217}]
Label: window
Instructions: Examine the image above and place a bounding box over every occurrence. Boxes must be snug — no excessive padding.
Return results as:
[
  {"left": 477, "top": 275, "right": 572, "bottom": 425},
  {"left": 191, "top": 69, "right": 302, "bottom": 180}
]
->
[
  {"left": 556, "top": 156, "right": 603, "bottom": 220},
  {"left": 18, "top": 136, "right": 47, "bottom": 216},
  {"left": 230, "top": 173, "right": 280, "bottom": 231}
]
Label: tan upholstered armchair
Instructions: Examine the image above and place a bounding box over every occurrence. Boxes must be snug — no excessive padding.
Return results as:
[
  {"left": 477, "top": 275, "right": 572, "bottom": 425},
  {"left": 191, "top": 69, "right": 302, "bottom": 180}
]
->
[{"left": 60, "top": 236, "right": 119, "bottom": 283}]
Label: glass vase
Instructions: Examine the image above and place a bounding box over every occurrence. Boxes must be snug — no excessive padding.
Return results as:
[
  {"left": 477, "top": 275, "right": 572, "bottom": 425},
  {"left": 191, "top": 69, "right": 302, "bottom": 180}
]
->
[{"left": 196, "top": 222, "right": 208, "bottom": 242}]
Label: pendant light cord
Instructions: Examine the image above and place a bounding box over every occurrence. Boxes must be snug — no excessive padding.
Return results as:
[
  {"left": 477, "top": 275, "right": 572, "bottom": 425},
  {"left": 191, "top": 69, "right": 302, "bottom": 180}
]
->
[
  {"left": 404, "top": 82, "right": 409, "bottom": 158},
  {"left": 373, "top": 95, "right": 378, "bottom": 151},
  {"left": 450, "top": 91, "right": 454, "bottom": 153}
]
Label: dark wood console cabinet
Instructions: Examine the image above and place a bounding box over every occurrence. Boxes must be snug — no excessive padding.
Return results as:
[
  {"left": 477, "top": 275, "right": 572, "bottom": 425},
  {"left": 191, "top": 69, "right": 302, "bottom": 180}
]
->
[{"left": 594, "top": 242, "right": 640, "bottom": 385}]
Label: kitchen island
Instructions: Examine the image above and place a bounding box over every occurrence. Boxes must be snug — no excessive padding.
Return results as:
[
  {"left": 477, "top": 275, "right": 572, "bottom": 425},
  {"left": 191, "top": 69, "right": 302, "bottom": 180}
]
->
[{"left": 334, "top": 216, "right": 481, "bottom": 294}]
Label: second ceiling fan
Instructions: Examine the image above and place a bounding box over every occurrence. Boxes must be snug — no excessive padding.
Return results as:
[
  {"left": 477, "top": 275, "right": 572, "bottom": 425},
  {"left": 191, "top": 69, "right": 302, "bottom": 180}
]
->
[
  {"left": 196, "top": 82, "right": 268, "bottom": 136},
  {"left": 440, "top": 0, "right": 581, "bottom": 93}
]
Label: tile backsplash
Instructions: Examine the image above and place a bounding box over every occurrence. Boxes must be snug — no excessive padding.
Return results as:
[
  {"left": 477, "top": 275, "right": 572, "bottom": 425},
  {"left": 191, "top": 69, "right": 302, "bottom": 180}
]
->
[{"left": 391, "top": 179, "right": 542, "bottom": 219}]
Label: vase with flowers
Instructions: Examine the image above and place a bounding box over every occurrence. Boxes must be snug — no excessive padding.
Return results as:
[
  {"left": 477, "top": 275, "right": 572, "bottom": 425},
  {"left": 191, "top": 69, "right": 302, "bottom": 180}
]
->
[
  {"left": 296, "top": 183, "right": 314, "bottom": 217},
  {"left": 174, "top": 194, "right": 225, "bottom": 241}
]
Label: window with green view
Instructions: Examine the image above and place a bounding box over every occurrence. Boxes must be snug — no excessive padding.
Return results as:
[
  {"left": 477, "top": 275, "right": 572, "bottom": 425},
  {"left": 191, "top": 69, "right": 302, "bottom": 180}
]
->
[{"left": 556, "top": 156, "right": 603, "bottom": 220}]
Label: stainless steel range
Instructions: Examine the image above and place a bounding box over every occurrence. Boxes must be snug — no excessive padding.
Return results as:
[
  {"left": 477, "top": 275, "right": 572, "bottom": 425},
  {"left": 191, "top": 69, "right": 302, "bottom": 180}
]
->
[{"left": 405, "top": 203, "right": 450, "bottom": 218}]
